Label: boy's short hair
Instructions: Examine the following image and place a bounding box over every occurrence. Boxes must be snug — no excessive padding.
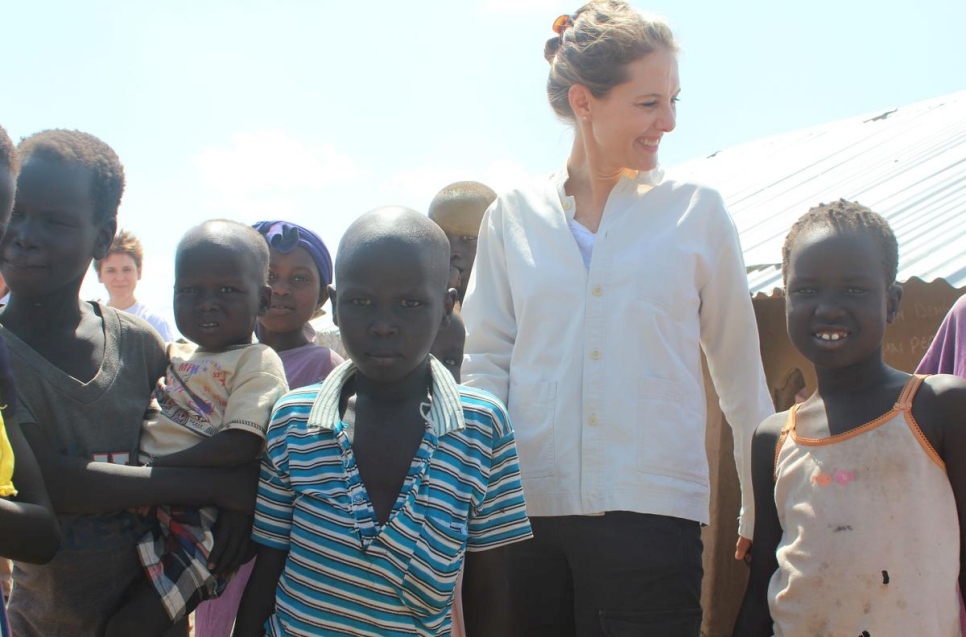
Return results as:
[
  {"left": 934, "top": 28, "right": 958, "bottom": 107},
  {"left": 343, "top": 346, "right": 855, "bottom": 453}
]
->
[
  {"left": 336, "top": 207, "right": 450, "bottom": 287},
  {"left": 94, "top": 229, "right": 144, "bottom": 274},
  {"left": 0, "top": 125, "right": 19, "bottom": 176},
  {"left": 177, "top": 219, "right": 270, "bottom": 283},
  {"left": 18, "top": 129, "right": 125, "bottom": 224},
  {"left": 428, "top": 181, "right": 497, "bottom": 218},
  {"left": 782, "top": 198, "right": 899, "bottom": 287}
]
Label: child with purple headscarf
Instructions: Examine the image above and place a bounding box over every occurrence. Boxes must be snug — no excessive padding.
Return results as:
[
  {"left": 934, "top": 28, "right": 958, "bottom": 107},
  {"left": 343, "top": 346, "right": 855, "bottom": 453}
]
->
[{"left": 193, "top": 220, "right": 343, "bottom": 637}]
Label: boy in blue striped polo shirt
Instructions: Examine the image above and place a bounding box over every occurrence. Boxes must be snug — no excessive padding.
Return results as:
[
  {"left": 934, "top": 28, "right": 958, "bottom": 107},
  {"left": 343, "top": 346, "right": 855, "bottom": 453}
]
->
[{"left": 235, "top": 207, "right": 532, "bottom": 637}]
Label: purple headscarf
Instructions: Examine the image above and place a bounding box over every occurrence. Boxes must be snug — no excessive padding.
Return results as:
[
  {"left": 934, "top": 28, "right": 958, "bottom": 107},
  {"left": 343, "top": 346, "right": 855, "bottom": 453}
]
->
[{"left": 252, "top": 220, "right": 333, "bottom": 287}]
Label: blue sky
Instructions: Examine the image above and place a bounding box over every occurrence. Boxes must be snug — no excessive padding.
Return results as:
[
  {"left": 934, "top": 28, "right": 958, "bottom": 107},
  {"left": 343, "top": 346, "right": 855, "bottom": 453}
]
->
[{"left": 4, "top": 0, "right": 965, "bottom": 323}]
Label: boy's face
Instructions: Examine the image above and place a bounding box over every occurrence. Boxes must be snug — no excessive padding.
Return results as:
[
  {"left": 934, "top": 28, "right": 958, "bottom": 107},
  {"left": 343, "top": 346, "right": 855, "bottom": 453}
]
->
[
  {"left": 429, "top": 202, "right": 486, "bottom": 301},
  {"left": 97, "top": 252, "right": 141, "bottom": 301},
  {"left": 174, "top": 241, "right": 271, "bottom": 350},
  {"left": 331, "top": 241, "right": 454, "bottom": 384},
  {"left": 430, "top": 317, "right": 465, "bottom": 381},
  {"left": 785, "top": 228, "right": 900, "bottom": 371},
  {"left": 258, "top": 245, "right": 322, "bottom": 336},
  {"left": 0, "top": 157, "right": 115, "bottom": 299}
]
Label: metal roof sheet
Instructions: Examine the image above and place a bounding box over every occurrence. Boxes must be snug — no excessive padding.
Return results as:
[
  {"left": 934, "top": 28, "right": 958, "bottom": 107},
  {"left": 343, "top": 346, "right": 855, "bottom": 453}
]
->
[{"left": 666, "top": 91, "right": 966, "bottom": 296}]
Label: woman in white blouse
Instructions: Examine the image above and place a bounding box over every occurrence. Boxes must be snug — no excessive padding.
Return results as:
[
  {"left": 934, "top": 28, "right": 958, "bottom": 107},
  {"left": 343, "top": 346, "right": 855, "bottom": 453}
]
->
[{"left": 460, "top": 2, "right": 774, "bottom": 635}]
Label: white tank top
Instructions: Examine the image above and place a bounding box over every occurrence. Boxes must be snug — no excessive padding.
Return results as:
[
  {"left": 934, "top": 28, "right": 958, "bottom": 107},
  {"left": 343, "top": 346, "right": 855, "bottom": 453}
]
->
[{"left": 769, "top": 375, "right": 961, "bottom": 636}]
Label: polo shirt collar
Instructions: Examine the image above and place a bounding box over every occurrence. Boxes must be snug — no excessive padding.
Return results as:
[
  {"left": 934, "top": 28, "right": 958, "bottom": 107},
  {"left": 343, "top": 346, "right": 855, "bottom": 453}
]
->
[{"left": 306, "top": 356, "right": 465, "bottom": 437}]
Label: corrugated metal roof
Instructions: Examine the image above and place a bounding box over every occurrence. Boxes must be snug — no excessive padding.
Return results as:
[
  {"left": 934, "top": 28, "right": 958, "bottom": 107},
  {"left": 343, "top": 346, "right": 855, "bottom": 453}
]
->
[{"left": 667, "top": 91, "right": 966, "bottom": 296}]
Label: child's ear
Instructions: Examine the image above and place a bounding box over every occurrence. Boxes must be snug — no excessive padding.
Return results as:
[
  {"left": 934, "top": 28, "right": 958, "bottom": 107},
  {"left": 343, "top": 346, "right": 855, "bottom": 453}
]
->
[
  {"left": 440, "top": 287, "right": 456, "bottom": 329},
  {"left": 92, "top": 219, "right": 118, "bottom": 261},
  {"left": 257, "top": 284, "right": 272, "bottom": 316},
  {"left": 327, "top": 285, "right": 339, "bottom": 327},
  {"left": 886, "top": 283, "right": 903, "bottom": 323}
]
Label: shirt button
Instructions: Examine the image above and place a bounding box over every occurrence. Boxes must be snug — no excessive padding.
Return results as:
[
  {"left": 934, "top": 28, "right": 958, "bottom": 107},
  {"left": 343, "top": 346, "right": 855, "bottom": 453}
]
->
[
  {"left": 563, "top": 199, "right": 573, "bottom": 210},
  {"left": 590, "top": 349, "right": 601, "bottom": 360},
  {"left": 588, "top": 415, "right": 599, "bottom": 426},
  {"left": 592, "top": 286, "right": 603, "bottom": 296}
]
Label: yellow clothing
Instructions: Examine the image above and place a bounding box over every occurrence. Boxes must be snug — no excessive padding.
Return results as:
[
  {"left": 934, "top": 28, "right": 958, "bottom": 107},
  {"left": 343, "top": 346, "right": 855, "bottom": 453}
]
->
[{"left": 0, "top": 412, "right": 16, "bottom": 497}]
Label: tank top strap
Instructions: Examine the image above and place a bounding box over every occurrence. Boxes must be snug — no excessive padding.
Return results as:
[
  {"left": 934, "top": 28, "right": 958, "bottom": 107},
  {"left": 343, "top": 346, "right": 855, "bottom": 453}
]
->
[
  {"left": 773, "top": 405, "right": 799, "bottom": 480},
  {"left": 894, "top": 374, "right": 928, "bottom": 412}
]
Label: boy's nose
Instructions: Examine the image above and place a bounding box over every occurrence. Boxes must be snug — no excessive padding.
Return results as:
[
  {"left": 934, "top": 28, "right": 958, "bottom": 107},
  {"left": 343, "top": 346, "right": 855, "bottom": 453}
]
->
[{"left": 368, "top": 315, "right": 398, "bottom": 337}]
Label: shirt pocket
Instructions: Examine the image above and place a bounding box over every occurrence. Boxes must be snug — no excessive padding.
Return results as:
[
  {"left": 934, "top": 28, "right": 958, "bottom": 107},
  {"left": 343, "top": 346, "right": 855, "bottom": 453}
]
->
[
  {"left": 394, "top": 510, "right": 467, "bottom": 618},
  {"left": 635, "top": 377, "right": 707, "bottom": 485},
  {"left": 507, "top": 381, "right": 557, "bottom": 479}
]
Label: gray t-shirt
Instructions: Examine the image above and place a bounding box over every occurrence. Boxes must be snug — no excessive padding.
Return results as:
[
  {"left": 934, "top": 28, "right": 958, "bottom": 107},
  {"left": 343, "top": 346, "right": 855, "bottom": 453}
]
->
[{"left": 2, "top": 303, "right": 167, "bottom": 637}]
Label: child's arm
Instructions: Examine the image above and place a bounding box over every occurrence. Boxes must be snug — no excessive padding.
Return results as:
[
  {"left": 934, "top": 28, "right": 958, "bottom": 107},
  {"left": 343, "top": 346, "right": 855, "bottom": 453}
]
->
[
  {"left": 733, "top": 413, "right": 786, "bottom": 637},
  {"left": 20, "top": 420, "right": 258, "bottom": 515},
  {"left": 461, "top": 546, "right": 512, "bottom": 636},
  {"left": 232, "top": 545, "right": 287, "bottom": 637},
  {"left": 148, "top": 429, "right": 263, "bottom": 469},
  {"left": 0, "top": 413, "right": 60, "bottom": 563},
  {"left": 926, "top": 376, "right": 966, "bottom": 595}
]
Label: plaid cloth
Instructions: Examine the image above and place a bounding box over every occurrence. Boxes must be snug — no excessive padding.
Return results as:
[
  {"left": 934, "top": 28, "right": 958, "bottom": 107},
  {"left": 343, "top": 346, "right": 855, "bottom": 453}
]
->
[{"left": 137, "top": 505, "right": 230, "bottom": 621}]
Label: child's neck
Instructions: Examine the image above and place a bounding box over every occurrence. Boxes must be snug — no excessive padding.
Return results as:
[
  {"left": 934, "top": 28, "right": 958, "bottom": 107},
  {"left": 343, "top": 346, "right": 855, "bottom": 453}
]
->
[
  {"left": 1, "top": 288, "right": 87, "bottom": 337},
  {"left": 353, "top": 359, "right": 432, "bottom": 406},
  {"left": 813, "top": 350, "right": 899, "bottom": 398},
  {"left": 108, "top": 293, "right": 136, "bottom": 310},
  {"left": 256, "top": 325, "right": 310, "bottom": 353}
]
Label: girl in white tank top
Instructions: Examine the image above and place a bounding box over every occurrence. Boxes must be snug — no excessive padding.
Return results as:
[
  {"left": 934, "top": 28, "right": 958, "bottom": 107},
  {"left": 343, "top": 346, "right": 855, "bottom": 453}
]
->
[{"left": 734, "top": 202, "right": 966, "bottom": 636}]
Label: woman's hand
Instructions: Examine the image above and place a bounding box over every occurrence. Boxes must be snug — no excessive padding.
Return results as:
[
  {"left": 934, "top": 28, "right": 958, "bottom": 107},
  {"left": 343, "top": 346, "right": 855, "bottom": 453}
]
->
[{"left": 735, "top": 535, "right": 752, "bottom": 562}]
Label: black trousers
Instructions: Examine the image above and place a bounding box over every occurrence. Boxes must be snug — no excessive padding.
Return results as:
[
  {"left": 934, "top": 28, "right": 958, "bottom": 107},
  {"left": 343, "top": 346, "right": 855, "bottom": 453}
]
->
[{"left": 508, "top": 512, "right": 703, "bottom": 637}]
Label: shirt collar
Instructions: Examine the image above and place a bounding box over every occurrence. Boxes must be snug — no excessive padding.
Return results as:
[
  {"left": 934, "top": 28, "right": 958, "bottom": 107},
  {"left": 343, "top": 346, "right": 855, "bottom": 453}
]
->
[
  {"left": 307, "top": 356, "right": 465, "bottom": 436},
  {"left": 551, "top": 164, "right": 665, "bottom": 220}
]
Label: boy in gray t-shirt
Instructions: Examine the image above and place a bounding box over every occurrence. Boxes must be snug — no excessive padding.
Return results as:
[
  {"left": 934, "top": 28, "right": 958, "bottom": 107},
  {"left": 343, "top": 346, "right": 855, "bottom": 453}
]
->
[{"left": 0, "top": 130, "right": 256, "bottom": 637}]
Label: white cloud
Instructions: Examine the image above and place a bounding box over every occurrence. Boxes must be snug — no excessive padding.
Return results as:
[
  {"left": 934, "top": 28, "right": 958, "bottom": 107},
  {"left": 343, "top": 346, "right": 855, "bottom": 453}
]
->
[
  {"left": 195, "top": 130, "right": 362, "bottom": 197},
  {"left": 384, "top": 159, "right": 543, "bottom": 208}
]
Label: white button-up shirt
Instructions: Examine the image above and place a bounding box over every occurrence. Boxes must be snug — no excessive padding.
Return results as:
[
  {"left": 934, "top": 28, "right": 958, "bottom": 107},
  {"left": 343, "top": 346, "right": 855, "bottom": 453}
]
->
[{"left": 461, "top": 167, "right": 774, "bottom": 537}]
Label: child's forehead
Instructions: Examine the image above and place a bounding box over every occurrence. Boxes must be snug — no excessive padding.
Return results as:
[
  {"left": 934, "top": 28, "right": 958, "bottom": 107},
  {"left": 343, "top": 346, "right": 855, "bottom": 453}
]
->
[{"left": 429, "top": 201, "right": 486, "bottom": 233}]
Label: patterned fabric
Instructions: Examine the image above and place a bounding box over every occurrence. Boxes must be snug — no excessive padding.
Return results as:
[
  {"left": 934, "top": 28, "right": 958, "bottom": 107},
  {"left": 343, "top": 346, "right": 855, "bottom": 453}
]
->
[
  {"left": 253, "top": 357, "right": 532, "bottom": 637},
  {"left": 138, "top": 505, "right": 229, "bottom": 621}
]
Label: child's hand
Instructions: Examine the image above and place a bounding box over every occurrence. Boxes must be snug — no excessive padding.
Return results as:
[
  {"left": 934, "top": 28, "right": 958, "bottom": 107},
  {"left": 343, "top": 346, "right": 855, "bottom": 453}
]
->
[
  {"left": 735, "top": 536, "right": 752, "bottom": 562},
  {"left": 208, "top": 509, "right": 255, "bottom": 575}
]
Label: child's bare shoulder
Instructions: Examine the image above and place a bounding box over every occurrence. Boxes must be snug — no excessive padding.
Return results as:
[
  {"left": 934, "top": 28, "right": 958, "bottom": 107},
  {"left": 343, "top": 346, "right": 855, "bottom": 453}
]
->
[
  {"left": 755, "top": 410, "right": 791, "bottom": 440},
  {"left": 915, "top": 374, "right": 966, "bottom": 426}
]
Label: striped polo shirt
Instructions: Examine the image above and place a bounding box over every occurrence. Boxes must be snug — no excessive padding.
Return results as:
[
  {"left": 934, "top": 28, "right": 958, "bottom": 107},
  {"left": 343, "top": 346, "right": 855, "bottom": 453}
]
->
[{"left": 253, "top": 357, "right": 532, "bottom": 637}]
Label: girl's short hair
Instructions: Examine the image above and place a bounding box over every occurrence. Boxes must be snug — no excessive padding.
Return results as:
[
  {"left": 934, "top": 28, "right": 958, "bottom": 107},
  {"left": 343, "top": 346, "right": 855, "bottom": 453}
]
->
[
  {"left": 0, "top": 125, "right": 19, "bottom": 176},
  {"left": 782, "top": 199, "right": 899, "bottom": 287},
  {"left": 544, "top": 0, "right": 677, "bottom": 122}
]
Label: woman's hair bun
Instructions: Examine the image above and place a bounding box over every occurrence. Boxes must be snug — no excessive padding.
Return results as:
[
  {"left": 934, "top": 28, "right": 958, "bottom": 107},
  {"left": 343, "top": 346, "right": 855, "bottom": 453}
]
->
[{"left": 544, "top": 36, "right": 562, "bottom": 63}]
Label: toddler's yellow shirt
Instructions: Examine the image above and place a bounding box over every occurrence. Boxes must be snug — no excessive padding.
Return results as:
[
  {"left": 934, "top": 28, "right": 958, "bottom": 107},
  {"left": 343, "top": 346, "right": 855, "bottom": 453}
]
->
[{"left": 0, "top": 412, "right": 16, "bottom": 497}]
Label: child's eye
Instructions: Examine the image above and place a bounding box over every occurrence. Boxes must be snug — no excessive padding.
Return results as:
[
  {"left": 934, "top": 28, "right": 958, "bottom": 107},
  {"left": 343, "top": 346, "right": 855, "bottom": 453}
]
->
[
  {"left": 267, "top": 273, "right": 277, "bottom": 284},
  {"left": 293, "top": 275, "right": 309, "bottom": 283},
  {"left": 350, "top": 298, "right": 371, "bottom": 307},
  {"left": 637, "top": 101, "right": 658, "bottom": 109},
  {"left": 444, "top": 358, "right": 459, "bottom": 367},
  {"left": 790, "top": 286, "right": 816, "bottom": 296},
  {"left": 846, "top": 287, "right": 868, "bottom": 295},
  {"left": 219, "top": 286, "right": 239, "bottom": 293},
  {"left": 177, "top": 287, "right": 198, "bottom": 295},
  {"left": 460, "top": 236, "right": 477, "bottom": 244},
  {"left": 400, "top": 299, "right": 422, "bottom": 308}
]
